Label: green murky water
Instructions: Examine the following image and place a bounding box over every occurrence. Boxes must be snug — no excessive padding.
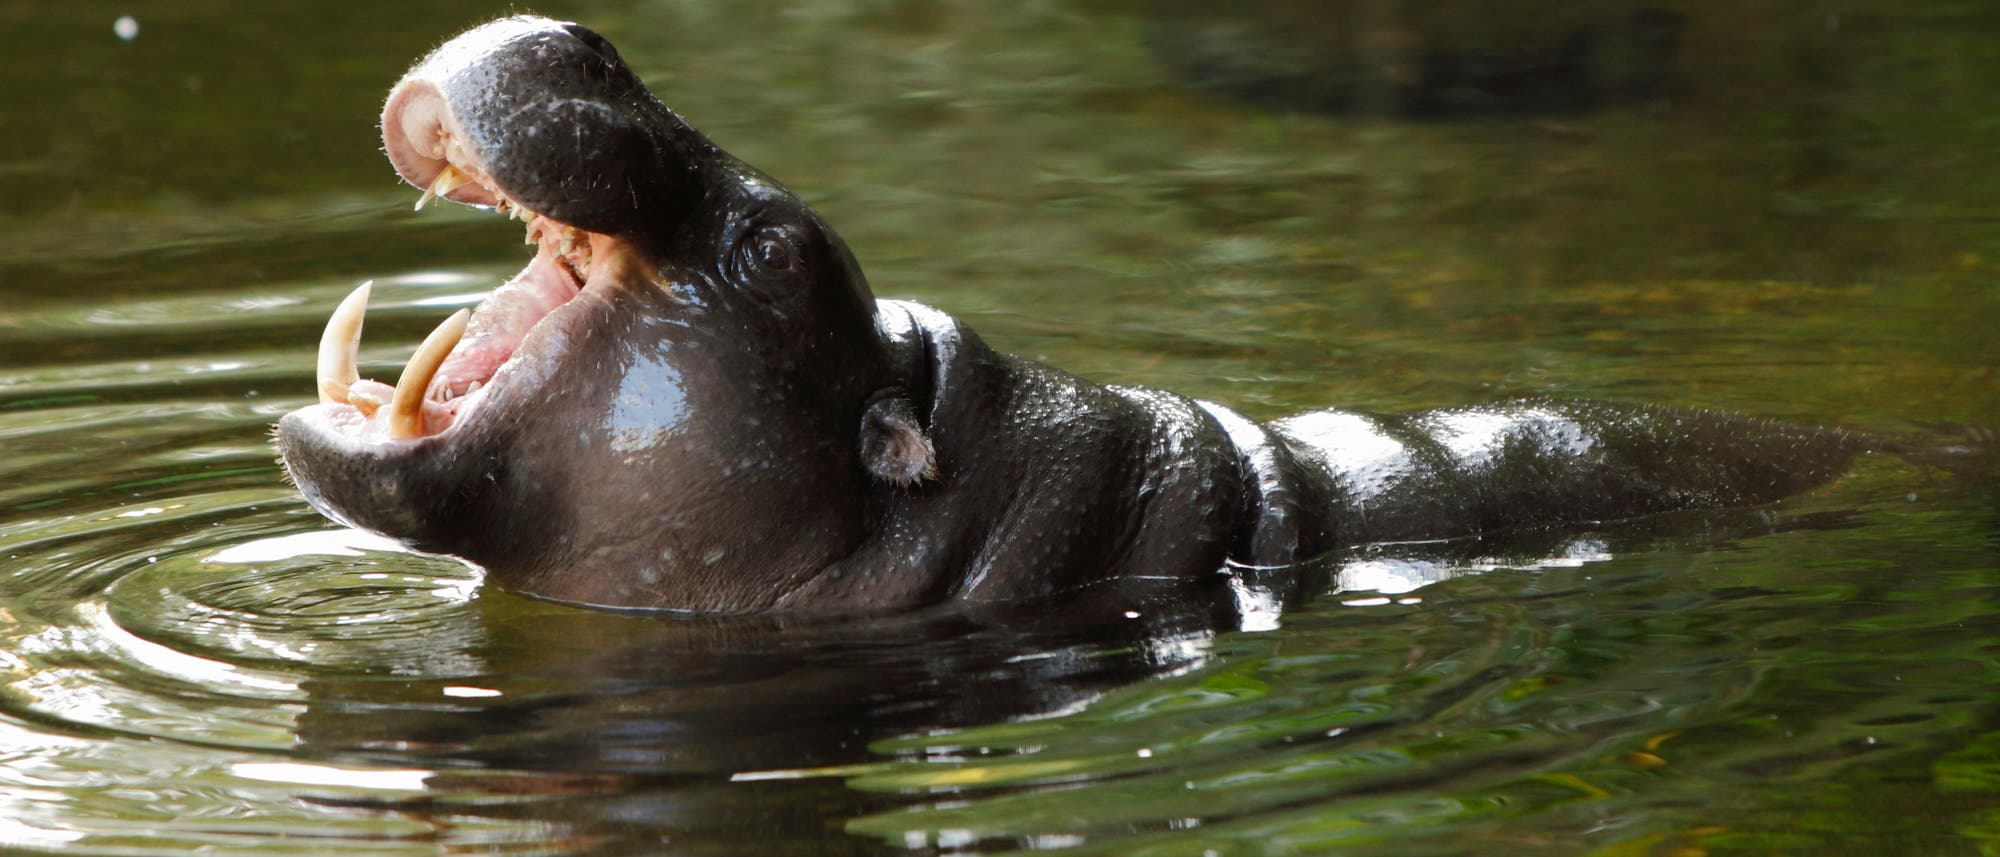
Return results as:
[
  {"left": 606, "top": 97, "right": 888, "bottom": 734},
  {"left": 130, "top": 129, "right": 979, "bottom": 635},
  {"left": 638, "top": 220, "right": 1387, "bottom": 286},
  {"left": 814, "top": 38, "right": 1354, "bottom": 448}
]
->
[{"left": 3, "top": 2, "right": 1997, "bottom": 854}]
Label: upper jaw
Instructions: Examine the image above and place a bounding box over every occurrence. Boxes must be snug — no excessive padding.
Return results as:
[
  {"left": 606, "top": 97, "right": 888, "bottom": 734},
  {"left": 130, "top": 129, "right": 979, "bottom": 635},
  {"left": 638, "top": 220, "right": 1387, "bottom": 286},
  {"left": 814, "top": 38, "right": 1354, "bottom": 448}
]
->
[
  {"left": 378, "top": 15, "right": 554, "bottom": 213},
  {"left": 380, "top": 15, "right": 703, "bottom": 242}
]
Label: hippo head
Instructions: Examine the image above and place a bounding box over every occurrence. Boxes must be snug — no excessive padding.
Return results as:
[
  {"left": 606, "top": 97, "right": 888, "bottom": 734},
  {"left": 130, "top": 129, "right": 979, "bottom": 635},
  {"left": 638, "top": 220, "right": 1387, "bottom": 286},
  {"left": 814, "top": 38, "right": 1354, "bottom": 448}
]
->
[{"left": 277, "top": 16, "right": 935, "bottom": 611}]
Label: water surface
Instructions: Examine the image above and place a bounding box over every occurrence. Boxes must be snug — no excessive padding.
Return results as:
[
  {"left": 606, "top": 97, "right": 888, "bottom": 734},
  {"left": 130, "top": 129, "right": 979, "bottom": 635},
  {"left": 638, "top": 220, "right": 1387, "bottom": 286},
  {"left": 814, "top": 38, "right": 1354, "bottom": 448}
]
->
[{"left": 2, "top": 2, "right": 1996, "bottom": 854}]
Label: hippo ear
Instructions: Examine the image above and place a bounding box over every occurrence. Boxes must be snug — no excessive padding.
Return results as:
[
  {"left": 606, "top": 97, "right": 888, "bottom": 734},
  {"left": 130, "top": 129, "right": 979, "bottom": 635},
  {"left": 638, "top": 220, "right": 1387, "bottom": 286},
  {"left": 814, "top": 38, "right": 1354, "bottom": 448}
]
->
[{"left": 860, "top": 394, "right": 938, "bottom": 488}]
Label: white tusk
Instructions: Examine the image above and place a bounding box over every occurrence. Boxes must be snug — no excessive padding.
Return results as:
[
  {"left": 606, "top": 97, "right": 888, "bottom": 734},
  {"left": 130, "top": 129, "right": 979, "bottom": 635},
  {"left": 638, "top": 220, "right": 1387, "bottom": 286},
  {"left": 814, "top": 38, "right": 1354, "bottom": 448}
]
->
[
  {"left": 316, "top": 281, "right": 372, "bottom": 404},
  {"left": 386, "top": 309, "right": 469, "bottom": 440}
]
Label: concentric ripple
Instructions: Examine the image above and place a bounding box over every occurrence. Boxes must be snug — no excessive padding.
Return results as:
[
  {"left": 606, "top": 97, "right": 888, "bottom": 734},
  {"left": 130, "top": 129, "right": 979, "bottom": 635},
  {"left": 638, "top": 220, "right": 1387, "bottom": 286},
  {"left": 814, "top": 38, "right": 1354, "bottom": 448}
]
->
[{"left": 0, "top": 232, "right": 559, "bottom": 853}]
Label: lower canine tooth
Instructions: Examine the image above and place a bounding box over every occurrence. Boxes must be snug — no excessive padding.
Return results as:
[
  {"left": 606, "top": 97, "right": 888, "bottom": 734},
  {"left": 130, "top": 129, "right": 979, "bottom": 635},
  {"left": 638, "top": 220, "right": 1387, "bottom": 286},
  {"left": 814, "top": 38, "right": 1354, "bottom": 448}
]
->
[
  {"left": 387, "top": 309, "right": 470, "bottom": 440},
  {"left": 316, "top": 281, "right": 372, "bottom": 404}
]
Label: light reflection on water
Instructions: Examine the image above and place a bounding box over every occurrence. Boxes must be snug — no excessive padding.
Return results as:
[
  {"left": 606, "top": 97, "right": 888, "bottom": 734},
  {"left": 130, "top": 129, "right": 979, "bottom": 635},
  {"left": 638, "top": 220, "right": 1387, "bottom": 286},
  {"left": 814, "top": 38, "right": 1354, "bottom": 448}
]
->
[{"left": 1, "top": 0, "right": 1996, "bottom": 855}]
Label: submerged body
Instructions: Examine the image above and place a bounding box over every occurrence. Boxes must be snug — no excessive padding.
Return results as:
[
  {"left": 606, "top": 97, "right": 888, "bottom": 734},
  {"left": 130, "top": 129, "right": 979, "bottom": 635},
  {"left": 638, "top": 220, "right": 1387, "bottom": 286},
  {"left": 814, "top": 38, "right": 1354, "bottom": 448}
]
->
[{"left": 276, "top": 17, "right": 1870, "bottom": 613}]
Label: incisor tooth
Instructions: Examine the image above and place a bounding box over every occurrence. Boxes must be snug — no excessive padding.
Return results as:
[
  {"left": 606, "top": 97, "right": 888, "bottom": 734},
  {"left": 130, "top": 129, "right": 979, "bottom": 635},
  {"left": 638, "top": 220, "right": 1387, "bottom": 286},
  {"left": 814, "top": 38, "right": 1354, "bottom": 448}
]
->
[
  {"left": 387, "top": 309, "right": 469, "bottom": 440},
  {"left": 349, "top": 380, "right": 392, "bottom": 417},
  {"left": 316, "top": 281, "right": 372, "bottom": 404},
  {"left": 414, "top": 165, "right": 473, "bottom": 211}
]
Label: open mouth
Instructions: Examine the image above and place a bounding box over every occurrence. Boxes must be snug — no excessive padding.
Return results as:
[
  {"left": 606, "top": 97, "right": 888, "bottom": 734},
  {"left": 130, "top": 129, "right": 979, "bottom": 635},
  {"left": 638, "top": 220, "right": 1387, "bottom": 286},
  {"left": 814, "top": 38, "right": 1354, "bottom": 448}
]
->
[{"left": 314, "top": 99, "right": 620, "bottom": 441}]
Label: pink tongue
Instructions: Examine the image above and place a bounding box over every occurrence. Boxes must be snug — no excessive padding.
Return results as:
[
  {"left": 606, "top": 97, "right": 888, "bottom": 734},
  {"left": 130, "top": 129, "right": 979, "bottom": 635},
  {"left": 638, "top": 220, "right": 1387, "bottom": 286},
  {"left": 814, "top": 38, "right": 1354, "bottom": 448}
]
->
[{"left": 428, "top": 247, "right": 579, "bottom": 399}]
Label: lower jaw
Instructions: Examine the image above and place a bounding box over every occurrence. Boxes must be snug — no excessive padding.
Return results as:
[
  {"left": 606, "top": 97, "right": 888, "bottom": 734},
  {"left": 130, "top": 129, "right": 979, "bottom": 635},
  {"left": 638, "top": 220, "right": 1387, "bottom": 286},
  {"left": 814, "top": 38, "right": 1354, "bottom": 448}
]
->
[
  {"left": 323, "top": 243, "right": 587, "bottom": 441},
  {"left": 312, "top": 224, "right": 649, "bottom": 443}
]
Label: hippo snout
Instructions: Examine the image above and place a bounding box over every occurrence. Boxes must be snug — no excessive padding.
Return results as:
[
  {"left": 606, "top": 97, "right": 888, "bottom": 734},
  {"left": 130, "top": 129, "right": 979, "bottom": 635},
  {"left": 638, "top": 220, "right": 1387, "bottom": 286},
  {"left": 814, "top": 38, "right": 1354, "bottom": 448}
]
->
[{"left": 381, "top": 16, "right": 701, "bottom": 244}]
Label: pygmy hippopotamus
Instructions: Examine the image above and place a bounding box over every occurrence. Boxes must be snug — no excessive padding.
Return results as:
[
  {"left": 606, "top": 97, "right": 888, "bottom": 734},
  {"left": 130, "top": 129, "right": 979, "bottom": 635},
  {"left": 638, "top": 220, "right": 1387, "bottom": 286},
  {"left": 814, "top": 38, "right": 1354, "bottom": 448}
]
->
[{"left": 276, "top": 16, "right": 1874, "bottom": 613}]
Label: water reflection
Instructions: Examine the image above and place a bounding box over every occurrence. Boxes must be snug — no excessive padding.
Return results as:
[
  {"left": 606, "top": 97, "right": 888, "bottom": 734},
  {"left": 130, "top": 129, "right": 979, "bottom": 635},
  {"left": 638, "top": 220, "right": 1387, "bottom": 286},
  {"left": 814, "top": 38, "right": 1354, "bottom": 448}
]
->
[
  {"left": 5, "top": 511, "right": 1835, "bottom": 853},
  {"left": 608, "top": 353, "right": 690, "bottom": 454},
  {"left": 7, "top": 498, "right": 1686, "bottom": 854},
  {"left": 249, "top": 551, "right": 1241, "bottom": 851}
]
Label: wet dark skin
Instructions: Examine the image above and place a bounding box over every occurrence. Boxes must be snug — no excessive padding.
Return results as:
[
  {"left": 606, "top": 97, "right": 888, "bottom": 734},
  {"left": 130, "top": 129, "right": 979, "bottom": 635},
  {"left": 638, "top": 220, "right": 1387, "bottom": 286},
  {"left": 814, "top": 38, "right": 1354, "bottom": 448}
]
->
[{"left": 276, "top": 16, "right": 1873, "bottom": 614}]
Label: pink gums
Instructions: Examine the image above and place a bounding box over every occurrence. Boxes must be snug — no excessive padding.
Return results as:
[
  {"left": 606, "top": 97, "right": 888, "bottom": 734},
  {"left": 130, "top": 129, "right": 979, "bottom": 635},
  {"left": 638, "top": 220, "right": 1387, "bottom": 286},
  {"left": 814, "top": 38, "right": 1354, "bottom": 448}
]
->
[{"left": 428, "top": 245, "right": 580, "bottom": 402}]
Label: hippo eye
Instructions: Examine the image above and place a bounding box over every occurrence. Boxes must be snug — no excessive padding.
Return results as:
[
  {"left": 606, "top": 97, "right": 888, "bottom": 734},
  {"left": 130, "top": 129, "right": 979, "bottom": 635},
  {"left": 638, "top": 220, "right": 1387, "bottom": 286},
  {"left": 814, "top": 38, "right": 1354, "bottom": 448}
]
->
[{"left": 741, "top": 225, "right": 802, "bottom": 277}]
